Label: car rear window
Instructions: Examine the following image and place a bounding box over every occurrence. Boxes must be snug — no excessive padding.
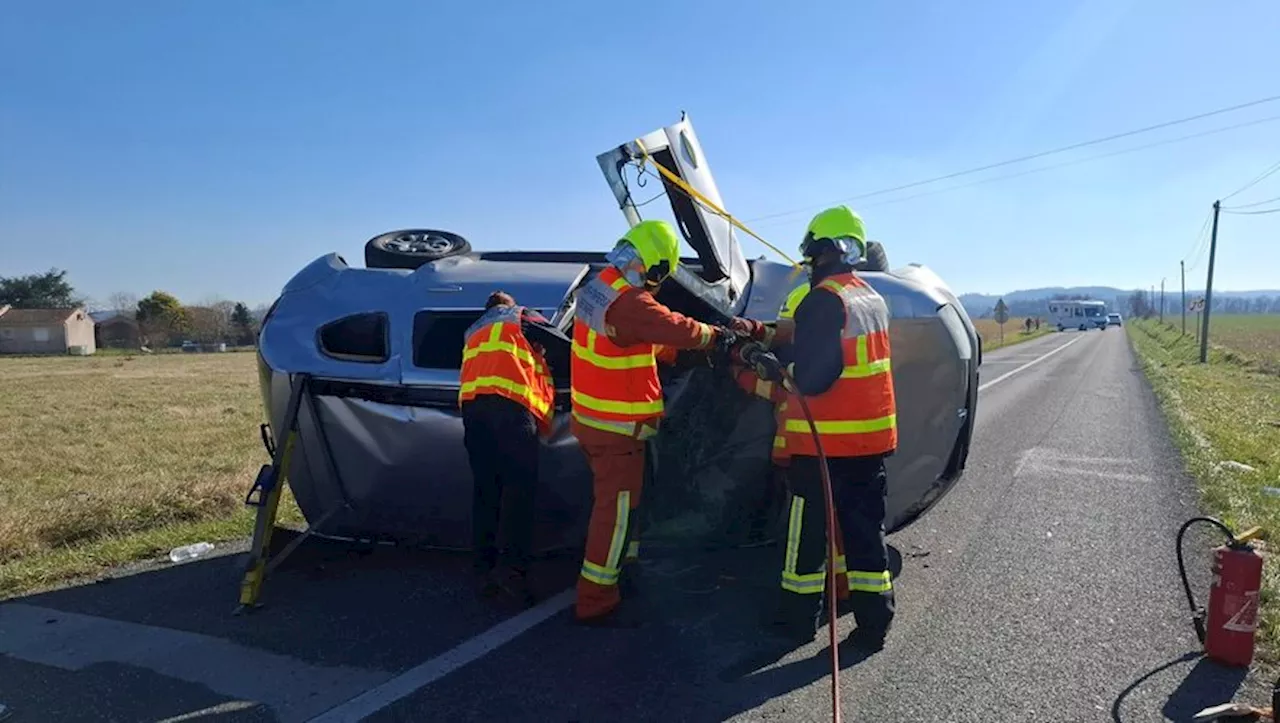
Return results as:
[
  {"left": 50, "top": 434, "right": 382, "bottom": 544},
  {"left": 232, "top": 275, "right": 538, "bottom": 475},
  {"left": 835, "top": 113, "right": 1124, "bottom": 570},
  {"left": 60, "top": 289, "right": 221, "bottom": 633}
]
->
[
  {"left": 318, "top": 312, "right": 389, "bottom": 363},
  {"left": 413, "top": 310, "right": 484, "bottom": 369}
]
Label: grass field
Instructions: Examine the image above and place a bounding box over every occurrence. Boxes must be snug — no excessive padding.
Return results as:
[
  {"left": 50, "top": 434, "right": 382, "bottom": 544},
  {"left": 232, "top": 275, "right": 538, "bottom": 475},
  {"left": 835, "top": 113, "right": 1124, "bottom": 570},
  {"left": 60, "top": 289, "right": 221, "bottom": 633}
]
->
[
  {"left": 1127, "top": 314, "right": 1280, "bottom": 660},
  {"left": 973, "top": 318, "right": 1056, "bottom": 352},
  {"left": 0, "top": 352, "right": 301, "bottom": 597}
]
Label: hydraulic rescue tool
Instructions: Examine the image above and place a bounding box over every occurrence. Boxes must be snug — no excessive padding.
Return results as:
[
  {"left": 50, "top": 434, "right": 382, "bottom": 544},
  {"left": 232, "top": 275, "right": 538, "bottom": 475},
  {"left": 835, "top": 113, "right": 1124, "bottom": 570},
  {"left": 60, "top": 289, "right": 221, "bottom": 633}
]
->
[
  {"left": 731, "top": 339, "right": 848, "bottom": 723},
  {"left": 1176, "top": 516, "right": 1264, "bottom": 667}
]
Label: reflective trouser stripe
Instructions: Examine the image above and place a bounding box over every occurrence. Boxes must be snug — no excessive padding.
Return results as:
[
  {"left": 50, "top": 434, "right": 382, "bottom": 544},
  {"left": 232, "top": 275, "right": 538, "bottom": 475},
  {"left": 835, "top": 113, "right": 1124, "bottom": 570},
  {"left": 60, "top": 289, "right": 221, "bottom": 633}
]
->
[
  {"left": 572, "top": 411, "right": 658, "bottom": 440},
  {"left": 781, "top": 496, "right": 826, "bottom": 594},
  {"left": 580, "top": 490, "right": 630, "bottom": 586},
  {"left": 626, "top": 540, "right": 640, "bottom": 561},
  {"left": 848, "top": 570, "right": 893, "bottom": 593}
]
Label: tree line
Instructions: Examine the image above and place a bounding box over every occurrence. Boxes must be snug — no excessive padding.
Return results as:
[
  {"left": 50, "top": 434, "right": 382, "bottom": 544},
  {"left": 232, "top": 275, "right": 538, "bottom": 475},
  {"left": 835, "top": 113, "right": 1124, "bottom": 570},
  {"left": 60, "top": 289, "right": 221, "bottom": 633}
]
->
[{"left": 0, "top": 269, "right": 266, "bottom": 348}]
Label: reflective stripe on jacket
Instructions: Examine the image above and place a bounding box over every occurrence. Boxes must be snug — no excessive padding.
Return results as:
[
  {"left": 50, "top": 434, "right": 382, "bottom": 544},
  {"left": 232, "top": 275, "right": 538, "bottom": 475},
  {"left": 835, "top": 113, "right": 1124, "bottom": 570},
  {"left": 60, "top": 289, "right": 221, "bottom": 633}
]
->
[
  {"left": 783, "top": 272, "right": 897, "bottom": 457},
  {"left": 771, "top": 281, "right": 811, "bottom": 463},
  {"left": 570, "top": 266, "right": 664, "bottom": 437},
  {"left": 458, "top": 305, "right": 555, "bottom": 434}
]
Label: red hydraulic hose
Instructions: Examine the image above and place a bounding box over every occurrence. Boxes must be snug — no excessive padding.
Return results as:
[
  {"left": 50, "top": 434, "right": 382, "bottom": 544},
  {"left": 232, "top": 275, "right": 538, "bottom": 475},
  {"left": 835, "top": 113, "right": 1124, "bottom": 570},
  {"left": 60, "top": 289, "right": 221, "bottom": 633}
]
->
[{"left": 778, "top": 366, "right": 843, "bottom": 723}]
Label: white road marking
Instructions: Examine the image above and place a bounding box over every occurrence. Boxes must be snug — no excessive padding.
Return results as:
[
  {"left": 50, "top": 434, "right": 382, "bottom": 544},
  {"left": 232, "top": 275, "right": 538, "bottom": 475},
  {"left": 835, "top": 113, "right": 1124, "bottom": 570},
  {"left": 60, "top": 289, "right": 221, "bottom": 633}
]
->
[
  {"left": 306, "top": 589, "right": 575, "bottom": 722},
  {"left": 1015, "top": 448, "right": 1152, "bottom": 483},
  {"left": 0, "top": 603, "right": 390, "bottom": 723},
  {"left": 979, "top": 335, "right": 1085, "bottom": 392}
]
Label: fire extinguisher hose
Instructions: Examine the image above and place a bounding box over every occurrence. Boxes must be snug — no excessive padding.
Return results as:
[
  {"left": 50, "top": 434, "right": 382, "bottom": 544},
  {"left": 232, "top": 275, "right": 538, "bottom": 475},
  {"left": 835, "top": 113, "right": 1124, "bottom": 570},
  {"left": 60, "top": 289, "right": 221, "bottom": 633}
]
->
[
  {"left": 1176, "top": 516, "right": 1236, "bottom": 644},
  {"left": 777, "top": 364, "right": 844, "bottom": 723}
]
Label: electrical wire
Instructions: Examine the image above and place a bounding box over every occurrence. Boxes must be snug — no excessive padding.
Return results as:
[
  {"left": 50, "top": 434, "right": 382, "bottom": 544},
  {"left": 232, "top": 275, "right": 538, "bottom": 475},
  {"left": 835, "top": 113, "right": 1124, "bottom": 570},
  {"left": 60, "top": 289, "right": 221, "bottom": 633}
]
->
[
  {"left": 1221, "top": 158, "right": 1280, "bottom": 202},
  {"left": 746, "top": 114, "right": 1280, "bottom": 229},
  {"left": 1222, "top": 206, "right": 1280, "bottom": 215},
  {"left": 742, "top": 93, "right": 1280, "bottom": 225},
  {"left": 1182, "top": 211, "right": 1213, "bottom": 264},
  {"left": 1223, "top": 193, "right": 1280, "bottom": 210},
  {"left": 1183, "top": 212, "right": 1214, "bottom": 274}
]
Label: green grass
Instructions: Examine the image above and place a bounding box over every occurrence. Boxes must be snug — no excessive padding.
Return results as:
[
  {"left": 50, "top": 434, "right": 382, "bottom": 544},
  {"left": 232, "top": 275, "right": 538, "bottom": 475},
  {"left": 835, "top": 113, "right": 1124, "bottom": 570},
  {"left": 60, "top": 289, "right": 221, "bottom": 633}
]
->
[
  {"left": 973, "top": 318, "right": 1056, "bottom": 352},
  {"left": 0, "top": 353, "right": 301, "bottom": 599},
  {"left": 1126, "top": 316, "right": 1280, "bottom": 660}
]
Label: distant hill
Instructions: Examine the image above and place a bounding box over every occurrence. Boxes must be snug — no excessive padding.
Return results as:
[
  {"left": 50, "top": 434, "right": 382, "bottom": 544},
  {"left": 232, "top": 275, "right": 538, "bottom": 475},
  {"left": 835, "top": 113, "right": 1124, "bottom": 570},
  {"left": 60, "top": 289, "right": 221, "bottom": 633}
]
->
[{"left": 959, "top": 287, "right": 1280, "bottom": 319}]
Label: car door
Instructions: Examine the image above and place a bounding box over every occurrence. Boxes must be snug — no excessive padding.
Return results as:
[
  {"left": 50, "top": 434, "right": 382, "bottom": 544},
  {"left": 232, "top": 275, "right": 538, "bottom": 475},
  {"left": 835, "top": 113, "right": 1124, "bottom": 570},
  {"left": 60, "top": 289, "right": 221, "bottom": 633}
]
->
[{"left": 596, "top": 112, "right": 750, "bottom": 317}]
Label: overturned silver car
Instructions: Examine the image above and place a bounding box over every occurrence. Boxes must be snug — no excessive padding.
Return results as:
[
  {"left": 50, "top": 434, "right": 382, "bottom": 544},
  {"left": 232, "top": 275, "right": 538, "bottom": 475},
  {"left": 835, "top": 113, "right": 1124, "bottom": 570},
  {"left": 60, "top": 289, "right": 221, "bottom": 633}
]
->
[{"left": 256, "top": 114, "right": 982, "bottom": 553}]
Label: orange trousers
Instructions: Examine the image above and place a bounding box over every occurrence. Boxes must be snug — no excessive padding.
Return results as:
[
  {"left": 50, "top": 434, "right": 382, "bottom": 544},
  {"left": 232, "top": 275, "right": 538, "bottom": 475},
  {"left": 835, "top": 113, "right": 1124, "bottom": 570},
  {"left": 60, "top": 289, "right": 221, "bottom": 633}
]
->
[{"left": 572, "top": 421, "right": 647, "bottom": 620}]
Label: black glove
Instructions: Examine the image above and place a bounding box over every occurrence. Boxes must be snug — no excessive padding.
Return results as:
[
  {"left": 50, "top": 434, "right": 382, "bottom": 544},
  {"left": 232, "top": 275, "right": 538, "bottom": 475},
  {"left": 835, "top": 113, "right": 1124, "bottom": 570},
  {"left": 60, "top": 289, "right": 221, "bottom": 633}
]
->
[
  {"left": 711, "top": 327, "right": 739, "bottom": 366},
  {"left": 733, "top": 340, "right": 784, "bottom": 382}
]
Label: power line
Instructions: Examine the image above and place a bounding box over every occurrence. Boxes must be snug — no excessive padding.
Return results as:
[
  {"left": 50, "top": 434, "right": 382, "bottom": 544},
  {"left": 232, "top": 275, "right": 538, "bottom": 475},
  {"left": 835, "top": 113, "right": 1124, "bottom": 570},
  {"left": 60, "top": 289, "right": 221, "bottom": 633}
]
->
[
  {"left": 1185, "top": 214, "right": 1214, "bottom": 273},
  {"left": 747, "top": 113, "right": 1280, "bottom": 229},
  {"left": 1182, "top": 210, "right": 1213, "bottom": 265},
  {"left": 743, "top": 93, "right": 1280, "bottom": 225},
  {"left": 1223, "top": 192, "right": 1280, "bottom": 210},
  {"left": 1221, "top": 158, "right": 1280, "bottom": 201},
  {"left": 1222, "top": 205, "right": 1280, "bottom": 215}
]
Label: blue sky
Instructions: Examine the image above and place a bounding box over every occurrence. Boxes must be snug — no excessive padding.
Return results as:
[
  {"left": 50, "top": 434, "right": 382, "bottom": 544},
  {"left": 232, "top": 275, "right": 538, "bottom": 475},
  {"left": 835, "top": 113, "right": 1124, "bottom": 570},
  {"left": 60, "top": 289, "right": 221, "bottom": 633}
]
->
[{"left": 2, "top": 0, "right": 1279, "bottom": 309}]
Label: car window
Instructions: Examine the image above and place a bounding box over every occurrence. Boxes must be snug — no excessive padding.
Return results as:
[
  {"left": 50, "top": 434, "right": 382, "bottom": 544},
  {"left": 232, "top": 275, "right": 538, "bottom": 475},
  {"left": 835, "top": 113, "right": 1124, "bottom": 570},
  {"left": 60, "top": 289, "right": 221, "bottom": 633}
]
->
[
  {"left": 318, "top": 312, "right": 389, "bottom": 363},
  {"left": 413, "top": 310, "right": 484, "bottom": 370}
]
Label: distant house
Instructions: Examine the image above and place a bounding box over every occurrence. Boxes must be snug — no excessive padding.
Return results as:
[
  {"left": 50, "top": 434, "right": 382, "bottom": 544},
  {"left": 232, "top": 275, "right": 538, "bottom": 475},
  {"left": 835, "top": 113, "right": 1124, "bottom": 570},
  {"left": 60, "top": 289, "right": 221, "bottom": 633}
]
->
[
  {"left": 0, "top": 305, "right": 97, "bottom": 355},
  {"left": 95, "top": 314, "right": 141, "bottom": 349}
]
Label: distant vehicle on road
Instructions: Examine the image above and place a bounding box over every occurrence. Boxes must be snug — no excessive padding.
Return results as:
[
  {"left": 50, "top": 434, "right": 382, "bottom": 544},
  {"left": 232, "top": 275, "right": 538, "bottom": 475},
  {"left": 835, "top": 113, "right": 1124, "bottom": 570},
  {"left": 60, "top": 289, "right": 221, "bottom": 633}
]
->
[
  {"left": 1048, "top": 299, "right": 1108, "bottom": 331},
  {"left": 1107, "top": 312, "right": 1123, "bottom": 327}
]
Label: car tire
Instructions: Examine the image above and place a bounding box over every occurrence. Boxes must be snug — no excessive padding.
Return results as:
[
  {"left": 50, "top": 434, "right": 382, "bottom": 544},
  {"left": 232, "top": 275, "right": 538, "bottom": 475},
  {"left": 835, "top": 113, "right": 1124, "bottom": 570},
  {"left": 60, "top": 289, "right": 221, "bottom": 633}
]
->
[
  {"left": 364, "top": 229, "right": 471, "bottom": 270},
  {"left": 853, "top": 241, "right": 889, "bottom": 273}
]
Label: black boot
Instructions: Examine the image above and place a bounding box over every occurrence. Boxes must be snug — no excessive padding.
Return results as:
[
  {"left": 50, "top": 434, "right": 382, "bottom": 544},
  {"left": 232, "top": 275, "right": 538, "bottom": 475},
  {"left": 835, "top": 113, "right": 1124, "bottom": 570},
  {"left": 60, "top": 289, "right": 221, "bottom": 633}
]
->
[{"left": 763, "top": 594, "right": 819, "bottom": 644}]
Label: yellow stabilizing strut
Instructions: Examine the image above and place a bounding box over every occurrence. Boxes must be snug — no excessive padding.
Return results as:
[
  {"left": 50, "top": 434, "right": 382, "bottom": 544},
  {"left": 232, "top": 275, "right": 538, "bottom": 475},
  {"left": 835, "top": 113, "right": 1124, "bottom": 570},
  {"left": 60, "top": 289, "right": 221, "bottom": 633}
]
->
[
  {"left": 237, "top": 432, "right": 296, "bottom": 610},
  {"left": 631, "top": 137, "right": 803, "bottom": 270}
]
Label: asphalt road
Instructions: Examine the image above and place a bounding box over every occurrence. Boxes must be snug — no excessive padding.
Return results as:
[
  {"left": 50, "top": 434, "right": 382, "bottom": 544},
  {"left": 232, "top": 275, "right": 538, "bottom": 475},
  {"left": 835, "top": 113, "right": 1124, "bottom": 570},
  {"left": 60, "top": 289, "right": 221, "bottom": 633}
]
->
[{"left": 0, "top": 328, "right": 1267, "bottom": 722}]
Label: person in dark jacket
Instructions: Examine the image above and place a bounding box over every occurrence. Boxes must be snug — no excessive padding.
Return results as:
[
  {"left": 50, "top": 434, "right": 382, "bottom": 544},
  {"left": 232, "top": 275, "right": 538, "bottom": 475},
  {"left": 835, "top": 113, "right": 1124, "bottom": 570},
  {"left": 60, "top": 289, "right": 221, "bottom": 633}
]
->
[
  {"left": 737, "top": 206, "right": 899, "bottom": 652},
  {"left": 458, "top": 291, "right": 567, "bottom": 606}
]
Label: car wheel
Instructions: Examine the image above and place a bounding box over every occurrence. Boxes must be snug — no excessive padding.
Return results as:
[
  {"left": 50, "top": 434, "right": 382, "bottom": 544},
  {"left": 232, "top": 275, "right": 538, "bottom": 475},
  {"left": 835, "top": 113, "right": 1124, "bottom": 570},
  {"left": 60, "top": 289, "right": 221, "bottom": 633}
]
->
[
  {"left": 364, "top": 229, "right": 471, "bottom": 270},
  {"left": 853, "top": 241, "right": 889, "bottom": 273}
]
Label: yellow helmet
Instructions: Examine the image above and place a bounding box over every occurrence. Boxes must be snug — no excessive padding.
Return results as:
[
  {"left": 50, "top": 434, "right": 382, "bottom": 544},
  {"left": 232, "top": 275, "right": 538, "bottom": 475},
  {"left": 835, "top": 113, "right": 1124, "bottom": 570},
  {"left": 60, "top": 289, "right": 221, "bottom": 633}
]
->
[
  {"left": 800, "top": 205, "right": 866, "bottom": 263},
  {"left": 778, "top": 281, "right": 811, "bottom": 321},
  {"left": 617, "top": 220, "right": 681, "bottom": 284}
]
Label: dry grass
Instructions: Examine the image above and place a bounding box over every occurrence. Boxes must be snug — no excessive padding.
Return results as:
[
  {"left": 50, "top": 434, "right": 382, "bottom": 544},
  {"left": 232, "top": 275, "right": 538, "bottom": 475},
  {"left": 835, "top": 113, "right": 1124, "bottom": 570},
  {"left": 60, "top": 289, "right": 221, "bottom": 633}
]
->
[
  {"left": 0, "top": 352, "right": 300, "bottom": 597},
  {"left": 1127, "top": 316, "right": 1280, "bottom": 661},
  {"left": 1205, "top": 315, "right": 1280, "bottom": 375},
  {"left": 972, "top": 318, "right": 1056, "bottom": 352}
]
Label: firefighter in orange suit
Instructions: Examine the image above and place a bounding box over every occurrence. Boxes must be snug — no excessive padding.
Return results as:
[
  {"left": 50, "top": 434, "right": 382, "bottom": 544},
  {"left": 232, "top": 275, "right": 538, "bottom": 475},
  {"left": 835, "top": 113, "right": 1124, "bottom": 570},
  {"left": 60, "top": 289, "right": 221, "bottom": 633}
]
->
[
  {"left": 570, "top": 220, "right": 767, "bottom": 626},
  {"left": 737, "top": 205, "right": 897, "bottom": 651},
  {"left": 459, "top": 291, "right": 561, "bottom": 606}
]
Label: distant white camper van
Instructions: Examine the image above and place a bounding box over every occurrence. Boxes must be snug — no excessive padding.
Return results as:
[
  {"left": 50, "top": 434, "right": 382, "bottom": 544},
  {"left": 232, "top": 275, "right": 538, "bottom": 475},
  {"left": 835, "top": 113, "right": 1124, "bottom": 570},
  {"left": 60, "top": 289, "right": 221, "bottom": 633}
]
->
[{"left": 1047, "top": 299, "right": 1108, "bottom": 331}]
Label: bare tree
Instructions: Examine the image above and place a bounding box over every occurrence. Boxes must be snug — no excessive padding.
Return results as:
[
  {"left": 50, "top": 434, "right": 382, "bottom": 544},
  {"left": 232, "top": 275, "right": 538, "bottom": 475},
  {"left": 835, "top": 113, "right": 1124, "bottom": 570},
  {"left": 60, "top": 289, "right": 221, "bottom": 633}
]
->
[
  {"left": 106, "top": 292, "right": 139, "bottom": 318},
  {"left": 186, "top": 306, "right": 232, "bottom": 344}
]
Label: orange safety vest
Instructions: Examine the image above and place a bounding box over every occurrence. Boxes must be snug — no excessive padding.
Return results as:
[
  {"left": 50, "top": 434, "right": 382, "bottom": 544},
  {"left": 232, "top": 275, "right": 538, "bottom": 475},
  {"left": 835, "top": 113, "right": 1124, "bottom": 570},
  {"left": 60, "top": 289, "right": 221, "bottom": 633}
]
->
[
  {"left": 782, "top": 272, "right": 897, "bottom": 458},
  {"left": 770, "top": 281, "right": 811, "bottom": 465},
  {"left": 458, "top": 304, "right": 555, "bottom": 434},
  {"left": 570, "top": 265, "right": 666, "bottom": 438}
]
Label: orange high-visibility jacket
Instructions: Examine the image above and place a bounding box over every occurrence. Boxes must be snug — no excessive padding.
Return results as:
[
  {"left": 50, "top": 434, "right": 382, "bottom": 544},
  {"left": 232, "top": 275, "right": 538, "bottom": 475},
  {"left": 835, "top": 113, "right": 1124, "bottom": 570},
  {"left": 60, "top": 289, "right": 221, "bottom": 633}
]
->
[
  {"left": 570, "top": 265, "right": 715, "bottom": 438},
  {"left": 458, "top": 304, "right": 555, "bottom": 435},
  {"left": 782, "top": 272, "right": 897, "bottom": 458}
]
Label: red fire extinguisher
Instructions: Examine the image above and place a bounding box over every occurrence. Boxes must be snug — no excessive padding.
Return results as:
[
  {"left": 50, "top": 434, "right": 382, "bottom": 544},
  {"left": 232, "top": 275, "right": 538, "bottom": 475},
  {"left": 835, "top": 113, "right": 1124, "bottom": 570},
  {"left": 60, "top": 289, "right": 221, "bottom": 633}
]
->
[{"left": 1177, "top": 517, "right": 1264, "bottom": 667}]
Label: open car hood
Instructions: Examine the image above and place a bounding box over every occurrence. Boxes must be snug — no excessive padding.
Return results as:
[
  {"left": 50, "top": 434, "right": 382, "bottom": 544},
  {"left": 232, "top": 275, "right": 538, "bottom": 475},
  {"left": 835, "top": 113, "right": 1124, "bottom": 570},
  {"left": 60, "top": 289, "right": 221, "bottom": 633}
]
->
[{"left": 596, "top": 112, "right": 750, "bottom": 316}]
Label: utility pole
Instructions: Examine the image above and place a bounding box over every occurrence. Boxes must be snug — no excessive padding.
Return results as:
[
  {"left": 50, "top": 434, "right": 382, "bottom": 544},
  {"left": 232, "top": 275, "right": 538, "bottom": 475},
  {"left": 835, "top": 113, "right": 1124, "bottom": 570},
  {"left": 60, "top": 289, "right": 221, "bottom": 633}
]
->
[
  {"left": 1160, "top": 278, "right": 1165, "bottom": 323},
  {"left": 1180, "top": 260, "right": 1186, "bottom": 336},
  {"left": 1199, "top": 200, "right": 1221, "bottom": 363}
]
